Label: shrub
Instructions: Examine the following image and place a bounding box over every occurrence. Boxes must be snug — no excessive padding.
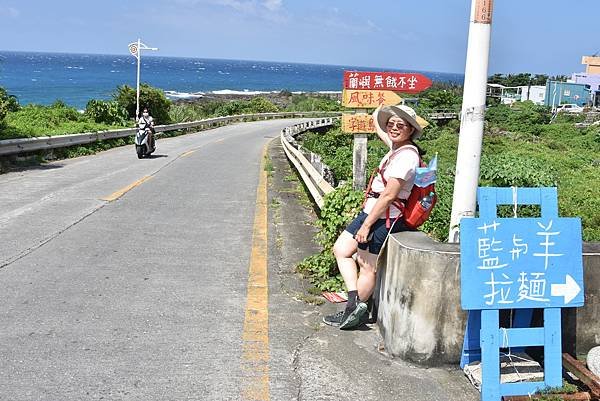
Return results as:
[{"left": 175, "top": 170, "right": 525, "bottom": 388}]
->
[
  {"left": 1, "top": 103, "right": 117, "bottom": 139},
  {"left": 113, "top": 84, "right": 172, "bottom": 124},
  {"left": 246, "top": 97, "right": 279, "bottom": 113},
  {"left": 84, "top": 100, "right": 129, "bottom": 126},
  {"left": 485, "top": 101, "right": 551, "bottom": 135},
  {"left": 480, "top": 153, "right": 557, "bottom": 187},
  {"left": 285, "top": 94, "right": 342, "bottom": 112},
  {"left": 297, "top": 183, "right": 363, "bottom": 291},
  {"left": 0, "top": 87, "right": 20, "bottom": 122}
]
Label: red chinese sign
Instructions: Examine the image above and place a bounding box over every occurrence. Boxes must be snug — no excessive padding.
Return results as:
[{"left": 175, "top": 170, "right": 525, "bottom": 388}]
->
[{"left": 343, "top": 71, "right": 432, "bottom": 93}]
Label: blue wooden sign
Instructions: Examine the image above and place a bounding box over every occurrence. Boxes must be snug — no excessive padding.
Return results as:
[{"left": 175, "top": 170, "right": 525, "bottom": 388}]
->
[
  {"left": 461, "top": 217, "right": 584, "bottom": 310},
  {"left": 459, "top": 187, "right": 585, "bottom": 401}
]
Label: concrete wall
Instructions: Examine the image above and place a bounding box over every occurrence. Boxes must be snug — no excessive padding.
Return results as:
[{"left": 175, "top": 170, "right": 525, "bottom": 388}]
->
[{"left": 376, "top": 231, "right": 600, "bottom": 366}]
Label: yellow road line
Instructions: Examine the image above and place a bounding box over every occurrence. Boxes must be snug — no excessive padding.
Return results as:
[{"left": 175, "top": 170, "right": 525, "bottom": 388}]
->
[
  {"left": 180, "top": 150, "right": 196, "bottom": 158},
  {"left": 240, "top": 144, "right": 270, "bottom": 401},
  {"left": 101, "top": 176, "right": 153, "bottom": 202}
]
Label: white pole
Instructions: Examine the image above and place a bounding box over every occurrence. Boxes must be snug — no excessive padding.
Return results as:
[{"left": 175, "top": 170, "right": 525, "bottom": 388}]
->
[
  {"left": 448, "top": 0, "right": 494, "bottom": 242},
  {"left": 136, "top": 38, "right": 141, "bottom": 121}
]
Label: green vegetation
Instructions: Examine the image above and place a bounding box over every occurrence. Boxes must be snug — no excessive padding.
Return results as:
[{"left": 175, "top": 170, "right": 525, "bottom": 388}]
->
[
  {"left": 0, "top": 87, "right": 21, "bottom": 128},
  {"left": 488, "top": 73, "right": 568, "bottom": 86},
  {"left": 84, "top": 99, "right": 129, "bottom": 126},
  {"left": 297, "top": 184, "right": 363, "bottom": 291},
  {"left": 113, "top": 83, "right": 172, "bottom": 124},
  {"left": 167, "top": 93, "right": 340, "bottom": 123},
  {"left": 416, "top": 82, "right": 463, "bottom": 112},
  {"left": 168, "top": 96, "right": 280, "bottom": 123},
  {"left": 284, "top": 94, "right": 342, "bottom": 112},
  {"left": 0, "top": 101, "right": 124, "bottom": 140}
]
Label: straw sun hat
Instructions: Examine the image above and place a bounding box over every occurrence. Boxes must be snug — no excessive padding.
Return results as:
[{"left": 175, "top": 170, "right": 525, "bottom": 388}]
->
[{"left": 373, "top": 104, "right": 427, "bottom": 140}]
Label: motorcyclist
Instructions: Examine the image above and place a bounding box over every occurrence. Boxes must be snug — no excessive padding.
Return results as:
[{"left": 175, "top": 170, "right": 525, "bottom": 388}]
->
[{"left": 138, "top": 108, "right": 155, "bottom": 149}]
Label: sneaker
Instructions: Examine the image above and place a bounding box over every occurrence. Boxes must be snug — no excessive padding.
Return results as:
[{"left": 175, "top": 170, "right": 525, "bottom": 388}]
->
[
  {"left": 323, "top": 310, "right": 347, "bottom": 327},
  {"left": 339, "top": 302, "right": 367, "bottom": 330}
]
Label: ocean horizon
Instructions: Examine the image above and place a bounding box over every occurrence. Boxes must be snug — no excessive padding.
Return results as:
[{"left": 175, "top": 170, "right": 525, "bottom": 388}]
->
[{"left": 0, "top": 50, "right": 465, "bottom": 109}]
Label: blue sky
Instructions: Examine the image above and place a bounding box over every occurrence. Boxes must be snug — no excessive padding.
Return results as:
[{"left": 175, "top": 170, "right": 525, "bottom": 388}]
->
[{"left": 0, "top": 0, "right": 598, "bottom": 75}]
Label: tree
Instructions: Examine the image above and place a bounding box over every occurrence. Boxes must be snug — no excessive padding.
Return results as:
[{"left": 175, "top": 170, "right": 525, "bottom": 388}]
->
[
  {"left": 0, "top": 87, "right": 20, "bottom": 127},
  {"left": 113, "top": 84, "right": 172, "bottom": 124}
]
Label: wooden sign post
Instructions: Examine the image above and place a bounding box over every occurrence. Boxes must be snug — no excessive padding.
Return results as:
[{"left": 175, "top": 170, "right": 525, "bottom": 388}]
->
[{"left": 342, "top": 71, "right": 432, "bottom": 190}]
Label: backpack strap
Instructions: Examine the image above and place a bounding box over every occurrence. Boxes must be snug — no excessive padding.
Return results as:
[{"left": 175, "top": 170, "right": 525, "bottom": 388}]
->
[{"left": 362, "top": 144, "right": 421, "bottom": 229}]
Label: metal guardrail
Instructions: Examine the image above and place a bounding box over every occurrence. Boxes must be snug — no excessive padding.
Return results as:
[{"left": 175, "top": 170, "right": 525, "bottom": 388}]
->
[
  {"left": 280, "top": 118, "right": 337, "bottom": 209},
  {"left": 0, "top": 111, "right": 341, "bottom": 157}
]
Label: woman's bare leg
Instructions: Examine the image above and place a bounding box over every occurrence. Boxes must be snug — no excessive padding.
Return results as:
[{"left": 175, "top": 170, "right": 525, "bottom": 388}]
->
[
  {"left": 357, "top": 249, "right": 378, "bottom": 301},
  {"left": 333, "top": 231, "right": 359, "bottom": 291}
]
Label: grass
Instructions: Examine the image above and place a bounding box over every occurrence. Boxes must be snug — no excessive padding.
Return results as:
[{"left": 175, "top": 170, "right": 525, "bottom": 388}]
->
[
  {"left": 263, "top": 155, "right": 274, "bottom": 177},
  {"left": 0, "top": 103, "right": 129, "bottom": 141}
]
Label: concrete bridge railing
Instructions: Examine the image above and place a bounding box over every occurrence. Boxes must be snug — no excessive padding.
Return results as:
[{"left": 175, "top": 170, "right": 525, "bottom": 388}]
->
[
  {"left": 0, "top": 111, "right": 342, "bottom": 157},
  {"left": 279, "top": 118, "right": 337, "bottom": 208}
]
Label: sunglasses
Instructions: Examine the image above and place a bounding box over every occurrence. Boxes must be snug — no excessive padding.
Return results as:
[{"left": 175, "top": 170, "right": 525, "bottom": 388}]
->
[{"left": 386, "top": 122, "right": 411, "bottom": 130}]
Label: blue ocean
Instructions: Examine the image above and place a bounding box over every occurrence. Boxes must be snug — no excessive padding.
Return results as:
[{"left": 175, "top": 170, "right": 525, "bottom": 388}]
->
[{"left": 0, "top": 51, "right": 464, "bottom": 109}]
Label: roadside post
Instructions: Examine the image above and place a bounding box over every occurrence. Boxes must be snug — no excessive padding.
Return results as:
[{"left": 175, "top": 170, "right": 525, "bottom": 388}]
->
[
  {"left": 341, "top": 71, "right": 432, "bottom": 190},
  {"left": 448, "top": 0, "right": 495, "bottom": 243},
  {"left": 128, "top": 39, "right": 158, "bottom": 120},
  {"left": 460, "top": 187, "right": 584, "bottom": 401}
]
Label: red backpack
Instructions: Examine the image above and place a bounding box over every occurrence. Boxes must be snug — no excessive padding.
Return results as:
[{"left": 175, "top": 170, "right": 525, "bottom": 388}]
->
[{"left": 364, "top": 146, "right": 436, "bottom": 230}]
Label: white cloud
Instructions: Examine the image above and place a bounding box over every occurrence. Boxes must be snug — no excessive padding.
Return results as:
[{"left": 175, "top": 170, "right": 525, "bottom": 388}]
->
[
  {"left": 218, "top": 0, "right": 256, "bottom": 13},
  {"left": 366, "top": 19, "right": 382, "bottom": 32},
  {"left": 169, "top": 0, "right": 284, "bottom": 21},
  {"left": 262, "top": 0, "right": 282, "bottom": 11},
  {"left": 0, "top": 6, "right": 19, "bottom": 18}
]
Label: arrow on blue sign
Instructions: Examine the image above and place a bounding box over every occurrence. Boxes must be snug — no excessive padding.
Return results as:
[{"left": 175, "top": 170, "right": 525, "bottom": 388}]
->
[{"left": 551, "top": 274, "right": 581, "bottom": 304}]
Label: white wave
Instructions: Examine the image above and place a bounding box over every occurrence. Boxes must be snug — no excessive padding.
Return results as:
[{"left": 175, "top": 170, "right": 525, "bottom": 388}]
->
[
  {"left": 217, "top": 70, "right": 230, "bottom": 75},
  {"left": 164, "top": 90, "right": 205, "bottom": 99},
  {"left": 110, "top": 70, "right": 119, "bottom": 73},
  {"left": 210, "top": 89, "right": 276, "bottom": 96},
  {"left": 290, "top": 91, "right": 341, "bottom": 95}
]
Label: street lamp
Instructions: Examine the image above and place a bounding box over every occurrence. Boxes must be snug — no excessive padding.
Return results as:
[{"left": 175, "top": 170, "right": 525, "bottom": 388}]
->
[{"left": 128, "top": 39, "right": 158, "bottom": 121}]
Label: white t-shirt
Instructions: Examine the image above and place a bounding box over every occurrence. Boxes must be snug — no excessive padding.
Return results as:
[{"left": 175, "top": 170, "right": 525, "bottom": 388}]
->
[
  {"left": 138, "top": 116, "right": 154, "bottom": 128},
  {"left": 363, "top": 145, "right": 419, "bottom": 219}
]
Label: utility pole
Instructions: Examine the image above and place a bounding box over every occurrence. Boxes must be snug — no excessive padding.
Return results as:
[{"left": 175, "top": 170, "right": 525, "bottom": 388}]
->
[
  {"left": 448, "top": 0, "right": 495, "bottom": 242},
  {"left": 128, "top": 39, "right": 158, "bottom": 120}
]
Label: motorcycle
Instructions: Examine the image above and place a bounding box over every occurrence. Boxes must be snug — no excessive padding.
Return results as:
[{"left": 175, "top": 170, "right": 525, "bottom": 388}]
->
[{"left": 135, "top": 125, "right": 155, "bottom": 159}]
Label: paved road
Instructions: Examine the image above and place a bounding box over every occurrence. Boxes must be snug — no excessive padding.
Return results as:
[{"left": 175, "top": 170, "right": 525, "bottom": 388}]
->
[
  {"left": 0, "top": 120, "right": 292, "bottom": 400},
  {"left": 0, "top": 120, "right": 478, "bottom": 401}
]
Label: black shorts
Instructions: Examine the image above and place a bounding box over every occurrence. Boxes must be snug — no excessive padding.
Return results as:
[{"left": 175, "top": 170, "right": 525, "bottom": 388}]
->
[{"left": 345, "top": 211, "right": 408, "bottom": 255}]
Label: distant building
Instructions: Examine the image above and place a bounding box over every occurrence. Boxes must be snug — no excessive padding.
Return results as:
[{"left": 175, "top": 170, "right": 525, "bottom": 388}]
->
[
  {"left": 544, "top": 81, "right": 591, "bottom": 108},
  {"left": 486, "top": 83, "right": 521, "bottom": 104},
  {"left": 581, "top": 56, "right": 600, "bottom": 74},
  {"left": 519, "top": 86, "right": 546, "bottom": 105},
  {"left": 573, "top": 56, "right": 600, "bottom": 106},
  {"left": 486, "top": 84, "right": 546, "bottom": 105}
]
